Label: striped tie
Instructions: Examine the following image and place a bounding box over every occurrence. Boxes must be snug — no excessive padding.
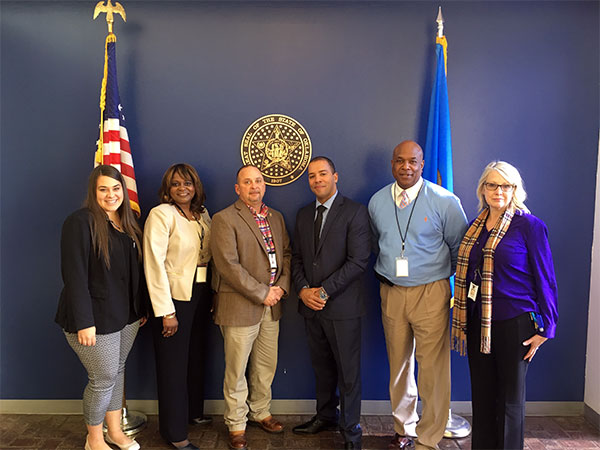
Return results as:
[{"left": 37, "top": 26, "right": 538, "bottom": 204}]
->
[{"left": 398, "top": 190, "right": 410, "bottom": 209}]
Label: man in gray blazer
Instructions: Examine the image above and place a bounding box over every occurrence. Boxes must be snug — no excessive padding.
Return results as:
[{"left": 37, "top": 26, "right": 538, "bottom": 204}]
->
[{"left": 211, "top": 165, "right": 291, "bottom": 450}]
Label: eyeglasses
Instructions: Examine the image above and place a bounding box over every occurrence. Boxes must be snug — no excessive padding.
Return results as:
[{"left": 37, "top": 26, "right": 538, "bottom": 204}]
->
[{"left": 484, "top": 182, "right": 514, "bottom": 192}]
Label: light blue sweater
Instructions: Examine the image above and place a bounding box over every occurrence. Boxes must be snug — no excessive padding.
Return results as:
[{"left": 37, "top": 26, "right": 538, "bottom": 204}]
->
[{"left": 368, "top": 180, "right": 468, "bottom": 287}]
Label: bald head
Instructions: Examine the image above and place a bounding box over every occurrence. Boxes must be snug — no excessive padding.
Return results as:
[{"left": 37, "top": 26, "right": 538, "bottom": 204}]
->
[
  {"left": 391, "top": 140, "right": 425, "bottom": 189},
  {"left": 235, "top": 165, "right": 266, "bottom": 208},
  {"left": 393, "top": 140, "right": 423, "bottom": 159}
]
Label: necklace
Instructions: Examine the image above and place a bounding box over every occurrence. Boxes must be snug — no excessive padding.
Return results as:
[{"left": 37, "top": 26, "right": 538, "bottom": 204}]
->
[
  {"left": 108, "top": 218, "right": 123, "bottom": 232},
  {"left": 173, "top": 203, "right": 206, "bottom": 250}
]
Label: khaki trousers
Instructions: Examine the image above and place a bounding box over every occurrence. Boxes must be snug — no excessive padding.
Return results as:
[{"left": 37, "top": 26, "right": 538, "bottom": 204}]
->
[
  {"left": 220, "top": 306, "right": 279, "bottom": 431},
  {"left": 380, "top": 279, "right": 451, "bottom": 450}
]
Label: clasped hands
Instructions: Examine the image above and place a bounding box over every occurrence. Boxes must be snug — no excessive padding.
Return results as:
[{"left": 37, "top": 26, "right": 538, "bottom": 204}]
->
[
  {"left": 263, "top": 285, "right": 285, "bottom": 306},
  {"left": 299, "top": 287, "right": 327, "bottom": 311}
]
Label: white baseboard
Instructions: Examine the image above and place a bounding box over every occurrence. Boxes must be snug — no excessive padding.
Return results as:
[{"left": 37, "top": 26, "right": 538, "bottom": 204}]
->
[{"left": 0, "top": 399, "right": 584, "bottom": 417}]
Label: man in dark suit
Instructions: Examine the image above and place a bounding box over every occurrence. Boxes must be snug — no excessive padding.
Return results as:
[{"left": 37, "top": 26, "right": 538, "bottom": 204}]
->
[{"left": 291, "top": 156, "right": 371, "bottom": 450}]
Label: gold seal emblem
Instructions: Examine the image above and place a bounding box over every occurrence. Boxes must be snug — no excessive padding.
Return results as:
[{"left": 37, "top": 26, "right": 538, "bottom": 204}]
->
[{"left": 241, "top": 114, "right": 312, "bottom": 186}]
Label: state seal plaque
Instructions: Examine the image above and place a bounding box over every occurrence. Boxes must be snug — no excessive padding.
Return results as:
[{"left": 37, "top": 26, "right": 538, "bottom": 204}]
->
[{"left": 241, "top": 114, "right": 312, "bottom": 186}]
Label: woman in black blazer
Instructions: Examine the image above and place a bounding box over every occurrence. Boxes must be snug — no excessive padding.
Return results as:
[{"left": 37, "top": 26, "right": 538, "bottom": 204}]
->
[{"left": 55, "top": 165, "right": 144, "bottom": 450}]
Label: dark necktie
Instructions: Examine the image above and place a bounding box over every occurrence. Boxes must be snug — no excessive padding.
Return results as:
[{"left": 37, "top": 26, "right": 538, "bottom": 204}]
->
[{"left": 314, "top": 205, "right": 326, "bottom": 252}]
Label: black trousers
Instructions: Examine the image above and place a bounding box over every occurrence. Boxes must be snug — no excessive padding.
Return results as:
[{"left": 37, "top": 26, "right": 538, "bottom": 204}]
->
[
  {"left": 305, "top": 315, "right": 362, "bottom": 445},
  {"left": 188, "top": 282, "right": 212, "bottom": 420},
  {"left": 151, "top": 282, "right": 212, "bottom": 443},
  {"left": 467, "top": 312, "right": 535, "bottom": 450}
]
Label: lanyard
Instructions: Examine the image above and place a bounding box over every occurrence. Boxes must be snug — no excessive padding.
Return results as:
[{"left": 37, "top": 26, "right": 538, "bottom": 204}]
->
[
  {"left": 173, "top": 203, "right": 206, "bottom": 250},
  {"left": 393, "top": 183, "right": 423, "bottom": 257},
  {"left": 472, "top": 231, "right": 490, "bottom": 283}
]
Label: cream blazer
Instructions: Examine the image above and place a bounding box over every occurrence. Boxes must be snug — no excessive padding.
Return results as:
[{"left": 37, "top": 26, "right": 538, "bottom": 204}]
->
[{"left": 144, "top": 203, "right": 211, "bottom": 317}]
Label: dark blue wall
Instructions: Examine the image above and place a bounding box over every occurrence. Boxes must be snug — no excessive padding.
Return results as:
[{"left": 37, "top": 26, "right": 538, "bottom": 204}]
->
[{"left": 1, "top": 1, "right": 598, "bottom": 403}]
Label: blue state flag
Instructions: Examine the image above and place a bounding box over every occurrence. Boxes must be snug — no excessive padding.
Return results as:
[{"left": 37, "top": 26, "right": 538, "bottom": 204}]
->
[{"left": 423, "top": 36, "right": 453, "bottom": 192}]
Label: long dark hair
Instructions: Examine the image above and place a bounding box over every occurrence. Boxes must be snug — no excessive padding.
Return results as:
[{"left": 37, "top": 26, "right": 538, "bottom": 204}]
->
[
  {"left": 158, "top": 163, "right": 206, "bottom": 214},
  {"left": 83, "top": 165, "right": 142, "bottom": 267}
]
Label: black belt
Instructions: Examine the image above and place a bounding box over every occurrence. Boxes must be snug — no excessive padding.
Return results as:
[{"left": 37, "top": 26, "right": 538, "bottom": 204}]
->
[{"left": 374, "top": 271, "right": 394, "bottom": 286}]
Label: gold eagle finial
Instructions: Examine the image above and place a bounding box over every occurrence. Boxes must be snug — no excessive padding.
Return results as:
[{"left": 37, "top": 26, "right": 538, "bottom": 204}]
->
[{"left": 93, "top": 0, "right": 126, "bottom": 34}]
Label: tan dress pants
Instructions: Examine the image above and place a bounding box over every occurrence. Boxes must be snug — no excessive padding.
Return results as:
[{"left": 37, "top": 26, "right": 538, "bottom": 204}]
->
[
  {"left": 380, "top": 279, "right": 451, "bottom": 450},
  {"left": 220, "top": 306, "right": 279, "bottom": 432}
]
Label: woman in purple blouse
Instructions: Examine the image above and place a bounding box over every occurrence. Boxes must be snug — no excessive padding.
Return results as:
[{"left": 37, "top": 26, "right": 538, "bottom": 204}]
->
[{"left": 451, "top": 161, "right": 558, "bottom": 450}]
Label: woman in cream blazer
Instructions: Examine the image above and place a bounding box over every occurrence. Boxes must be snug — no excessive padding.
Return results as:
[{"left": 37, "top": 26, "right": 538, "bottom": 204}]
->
[{"left": 144, "top": 164, "right": 212, "bottom": 450}]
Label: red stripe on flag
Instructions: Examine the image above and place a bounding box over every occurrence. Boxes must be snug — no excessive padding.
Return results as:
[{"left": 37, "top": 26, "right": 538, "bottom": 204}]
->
[
  {"left": 120, "top": 164, "right": 135, "bottom": 179},
  {"left": 128, "top": 189, "right": 139, "bottom": 203},
  {"left": 120, "top": 140, "right": 131, "bottom": 153},
  {"left": 103, "top": 130, "right": 120, "bottom": 142},
  {"left": 103, "top": 153, "right": 121, "bottom": 165}
]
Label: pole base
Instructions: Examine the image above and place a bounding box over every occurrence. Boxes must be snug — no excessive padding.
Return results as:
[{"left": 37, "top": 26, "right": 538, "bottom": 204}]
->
[
  {"left": 103, "top": 407, "right": 147, "bottom": 437},
  {"left": 443, "top": 412, "right": 471, "bottom": 439}
]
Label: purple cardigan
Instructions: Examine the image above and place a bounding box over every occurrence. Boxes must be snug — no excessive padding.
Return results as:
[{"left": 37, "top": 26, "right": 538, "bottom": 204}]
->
[{"left": 465, "top": 210, "right": 558, "bottom": 338}]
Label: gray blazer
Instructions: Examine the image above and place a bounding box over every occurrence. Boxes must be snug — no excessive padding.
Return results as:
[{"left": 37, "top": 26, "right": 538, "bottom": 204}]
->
[{"left": 211, "top": 199, "right": 291, "bottom": 326}]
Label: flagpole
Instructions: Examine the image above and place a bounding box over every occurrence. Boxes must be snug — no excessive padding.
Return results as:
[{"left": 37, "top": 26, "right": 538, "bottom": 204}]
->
[
  {"left": 94, "top": 0, "right": 147, "bottom": 436},
  {"left": 432, "top": 6, "right": 472, "bottom": 439}
]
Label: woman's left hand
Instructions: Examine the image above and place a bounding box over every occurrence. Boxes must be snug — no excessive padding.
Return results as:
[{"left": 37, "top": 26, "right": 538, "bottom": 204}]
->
[
  {"left": 522, "top": 334, "right": 548, "bottom": 362},
  {"left": 139, "top": 316, "right": 148, "bottom": 327}
]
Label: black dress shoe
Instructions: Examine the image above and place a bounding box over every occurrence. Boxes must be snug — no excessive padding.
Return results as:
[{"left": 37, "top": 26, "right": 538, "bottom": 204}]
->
[
  {"left": 292, "top": 416, "right": 338, "bottom": 434},
  {"left": 388, "top": 433, "right": 414, "bottom": 449},
  {"left": 344, "top": 442, "right": 361, "bottom": 449},
  {"left": 189, "top": 416, "right": 213, "bottom": 426}
]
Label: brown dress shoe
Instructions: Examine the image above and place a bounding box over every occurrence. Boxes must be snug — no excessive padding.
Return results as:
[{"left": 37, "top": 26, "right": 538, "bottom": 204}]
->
[
  {"left": 249, "top": 415, "right": 284, "bottom": 434},
  {"left": 228, "top": 432, "right": 247, "bottom": 450},
  {"left": 388, "top": 433, "right": 414, "bottom": 449}
]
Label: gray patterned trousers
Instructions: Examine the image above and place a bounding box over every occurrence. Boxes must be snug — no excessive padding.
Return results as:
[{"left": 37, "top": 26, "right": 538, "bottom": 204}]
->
[{"left": 64, "top": 321, "right": 140, "bottom": 425}]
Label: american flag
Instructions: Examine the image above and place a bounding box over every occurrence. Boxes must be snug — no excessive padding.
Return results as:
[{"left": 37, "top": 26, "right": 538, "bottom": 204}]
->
[{"left": 95, "top": 35, "right": 140, "bottom": 216}]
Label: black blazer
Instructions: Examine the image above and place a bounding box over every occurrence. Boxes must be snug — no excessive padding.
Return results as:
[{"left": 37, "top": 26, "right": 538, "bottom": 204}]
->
[
  {"left": 291, "top": 194, "right": 371, "bottom": 320},
  {"left": 55, "top": 208, "right": 143, "bottom": 334}
]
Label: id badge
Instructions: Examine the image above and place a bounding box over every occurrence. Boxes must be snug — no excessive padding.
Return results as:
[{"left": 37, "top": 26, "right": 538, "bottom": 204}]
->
[
  {"left": 268, "top": 252, "right": 277, "bottom": 270},
  {"left": 468, "top": 282, "right": 479, "bottom": 301},
  {"left": 395, "top": 257, "right": 409, "bottom": 277},
  {"left": 196, "top": 266, "right": 207, "bottom": 283}
]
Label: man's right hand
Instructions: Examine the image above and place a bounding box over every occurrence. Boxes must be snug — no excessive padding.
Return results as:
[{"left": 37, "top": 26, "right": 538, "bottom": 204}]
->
[
  {"left": 299, "top": 287, "right": 327, "bottom": 311},
  {"left": 263, "top": 286, "right": 284, "bottom": 306}
]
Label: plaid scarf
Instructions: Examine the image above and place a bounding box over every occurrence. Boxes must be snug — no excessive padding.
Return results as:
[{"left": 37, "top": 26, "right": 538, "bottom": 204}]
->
[
  {"left": 247, "top": 203, "right": 277, "bottom": 286},
  {"left": 451, "top": 207, "right": 514, "bottom": 355}
]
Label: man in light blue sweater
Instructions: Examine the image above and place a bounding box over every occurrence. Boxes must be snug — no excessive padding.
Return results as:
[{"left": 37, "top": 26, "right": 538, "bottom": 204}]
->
[{"left": 368, "top": 141, "right": 467, "bottom": 450}]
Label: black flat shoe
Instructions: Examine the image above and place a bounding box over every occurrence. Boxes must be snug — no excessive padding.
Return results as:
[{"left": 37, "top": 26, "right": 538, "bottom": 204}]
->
[
  {"left": 189, "top": 416, "right": 213, "bottom": 426},
  {"left": 292, "top": 416, "right": 338, "bottom": 434},
  {"left": 172, "top": 443, "right": 199, "bottom": 450}
]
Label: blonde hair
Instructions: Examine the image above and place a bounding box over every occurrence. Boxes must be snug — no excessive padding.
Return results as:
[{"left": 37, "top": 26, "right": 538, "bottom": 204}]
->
[{"left": 476, "top": 161, "right": 530, "bottom": 213}]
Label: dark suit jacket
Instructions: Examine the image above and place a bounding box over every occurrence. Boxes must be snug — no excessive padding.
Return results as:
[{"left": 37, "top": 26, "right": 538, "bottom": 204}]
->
[
  {"left": 291, "top": 194, "right": 371, "bottom": 320},
  {"left": 211, "top": 199, "right": 291, "bottom": 327},
  {"left": 55, "top": 208, "right": 143, "bottom": 334}
]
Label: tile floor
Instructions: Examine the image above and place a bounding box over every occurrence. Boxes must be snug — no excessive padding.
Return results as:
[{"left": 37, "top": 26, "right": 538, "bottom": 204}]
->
[{"left": 0, "top": 414, "right": 598, "bottom": 449}]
